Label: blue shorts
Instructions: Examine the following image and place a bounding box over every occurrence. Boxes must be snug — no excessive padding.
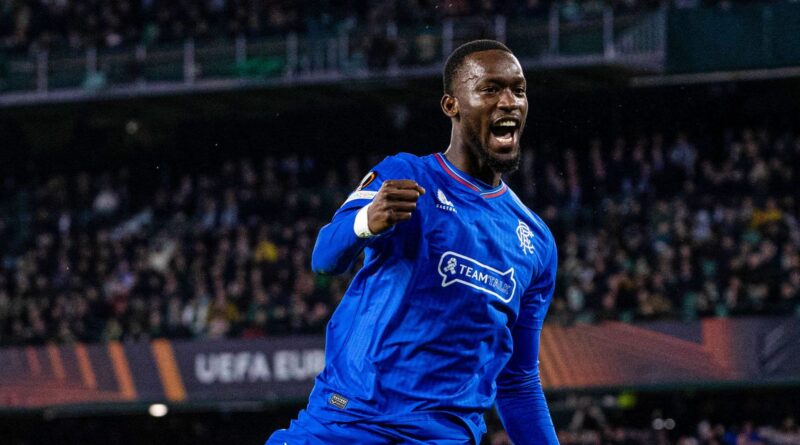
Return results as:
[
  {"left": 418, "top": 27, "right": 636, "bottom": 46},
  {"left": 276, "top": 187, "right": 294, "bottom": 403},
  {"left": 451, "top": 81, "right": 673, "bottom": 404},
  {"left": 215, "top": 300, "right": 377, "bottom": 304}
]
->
[{"left": 265, "top": 409, "right": 475, "bottom": 445}]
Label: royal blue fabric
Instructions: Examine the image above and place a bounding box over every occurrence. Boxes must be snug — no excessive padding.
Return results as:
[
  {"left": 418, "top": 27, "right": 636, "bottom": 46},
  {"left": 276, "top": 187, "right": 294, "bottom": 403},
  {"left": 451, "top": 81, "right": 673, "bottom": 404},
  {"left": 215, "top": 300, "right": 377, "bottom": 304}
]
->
[
  {"left": 266, "top": 409, "right": 474, "bottom": 445},
  {"left": 291, "top": 153, "right": 558, "bottom": 444}
]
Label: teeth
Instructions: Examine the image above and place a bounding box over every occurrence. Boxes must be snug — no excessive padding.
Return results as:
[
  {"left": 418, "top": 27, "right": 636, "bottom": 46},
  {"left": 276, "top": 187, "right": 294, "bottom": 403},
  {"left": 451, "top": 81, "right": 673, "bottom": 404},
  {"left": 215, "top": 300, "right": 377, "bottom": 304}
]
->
[{"left": 495, "top": 121, "right": 517, "bottom": 127}]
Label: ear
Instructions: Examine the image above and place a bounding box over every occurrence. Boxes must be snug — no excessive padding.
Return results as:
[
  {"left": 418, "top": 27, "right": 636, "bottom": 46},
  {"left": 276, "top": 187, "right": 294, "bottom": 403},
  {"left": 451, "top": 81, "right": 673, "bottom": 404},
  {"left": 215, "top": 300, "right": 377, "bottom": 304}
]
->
[{"left": 440, "top": 94, "right": 459, "bottom": 118}]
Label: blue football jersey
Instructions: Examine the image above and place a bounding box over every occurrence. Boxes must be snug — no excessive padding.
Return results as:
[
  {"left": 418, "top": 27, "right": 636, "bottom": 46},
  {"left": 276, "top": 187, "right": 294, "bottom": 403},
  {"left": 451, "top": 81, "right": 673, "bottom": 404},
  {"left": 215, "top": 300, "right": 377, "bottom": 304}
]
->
[{"left": 307, "top": 152, "right": 557, "bottom": 439}]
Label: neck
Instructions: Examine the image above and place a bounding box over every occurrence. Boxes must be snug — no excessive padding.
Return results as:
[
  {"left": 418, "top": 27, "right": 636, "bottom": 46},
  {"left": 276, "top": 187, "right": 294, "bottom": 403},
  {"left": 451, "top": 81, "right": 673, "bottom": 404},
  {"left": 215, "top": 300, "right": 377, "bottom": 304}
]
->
[{"left": 443, "top": 131, "right": 502, "bottom": 187}]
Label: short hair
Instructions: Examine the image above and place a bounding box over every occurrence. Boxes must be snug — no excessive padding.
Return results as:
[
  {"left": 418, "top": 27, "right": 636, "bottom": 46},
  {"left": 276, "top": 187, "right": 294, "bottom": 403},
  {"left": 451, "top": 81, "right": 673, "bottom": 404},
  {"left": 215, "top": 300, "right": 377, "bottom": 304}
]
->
[{"left": 443, "top": 39, "right": 512, "bottom": 95}]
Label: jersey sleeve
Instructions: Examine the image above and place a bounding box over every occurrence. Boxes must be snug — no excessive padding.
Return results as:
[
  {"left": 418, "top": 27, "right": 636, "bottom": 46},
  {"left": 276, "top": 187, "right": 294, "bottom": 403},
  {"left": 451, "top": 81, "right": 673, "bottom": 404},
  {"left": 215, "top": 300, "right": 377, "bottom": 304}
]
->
[
  {"left": 494, "top": 231, "right": 558, "bottom": 444},
  {"left": 335, "top": 154, "right": 417, "bottom": 214},
  {"left": 516, "top": 231, "right": 558, "bottom": 329},
  {"left": 310, "top": 154, "right": 417, "bottom": 275}
]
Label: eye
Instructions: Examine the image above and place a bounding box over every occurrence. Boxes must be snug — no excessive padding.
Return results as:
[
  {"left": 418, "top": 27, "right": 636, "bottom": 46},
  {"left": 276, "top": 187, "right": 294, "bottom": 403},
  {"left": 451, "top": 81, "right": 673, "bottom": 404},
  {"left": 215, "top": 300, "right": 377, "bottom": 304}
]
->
[
  {"left": 515, "top": 87, "right": 526, "bottom": 96},
  {"left": 482, "top": 86, "right": 498, "bottom": 94}
]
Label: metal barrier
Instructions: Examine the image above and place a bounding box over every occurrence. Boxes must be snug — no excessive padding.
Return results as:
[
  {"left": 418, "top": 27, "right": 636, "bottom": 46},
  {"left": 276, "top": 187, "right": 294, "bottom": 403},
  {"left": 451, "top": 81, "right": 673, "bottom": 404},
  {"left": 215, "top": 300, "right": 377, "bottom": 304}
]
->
[{"left": 0, "top": 7, "right": 666, "bottom": 105}]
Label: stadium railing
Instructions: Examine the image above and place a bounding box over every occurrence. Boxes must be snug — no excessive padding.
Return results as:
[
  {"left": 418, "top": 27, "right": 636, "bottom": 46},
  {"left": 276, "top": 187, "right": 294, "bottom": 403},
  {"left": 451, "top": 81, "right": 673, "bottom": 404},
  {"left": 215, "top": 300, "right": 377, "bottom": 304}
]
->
[{"left": 0, "top": 6, "right": 665, "bottom": 106}]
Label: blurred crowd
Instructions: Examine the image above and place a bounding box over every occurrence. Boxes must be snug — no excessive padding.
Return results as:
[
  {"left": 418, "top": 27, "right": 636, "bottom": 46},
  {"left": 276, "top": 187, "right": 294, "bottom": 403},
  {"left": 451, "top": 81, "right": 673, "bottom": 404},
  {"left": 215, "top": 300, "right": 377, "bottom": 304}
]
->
[
  {"left": 483, "top": 394, "right": 800, "bottom": 444},
  {"left": 549, "top": 417, "right": 800, "bottom": 445},
  {"left": 490, "top": 393, "right": 800, "bottom": 445},
  {"left": 560, "top": 416, "right": 800, "bottom": 445},
  {"left": 0, "top": 153, "right": 360, "bottom": 344},
  {"left": 0, "top": 126, "right": 799, "bottom": 346},
  {"left": 525, "top": 129, "right": 800, "bottom": 325},
  {"left": 0, "top": 0, "right": 736, "bottom": 53}
]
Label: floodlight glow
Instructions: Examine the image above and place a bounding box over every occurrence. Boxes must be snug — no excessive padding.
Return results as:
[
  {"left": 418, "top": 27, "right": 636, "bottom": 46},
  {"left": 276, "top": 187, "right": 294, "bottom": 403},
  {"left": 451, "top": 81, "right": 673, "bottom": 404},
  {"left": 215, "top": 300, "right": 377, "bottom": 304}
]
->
[{"left": 148, "top": 403, "right": 168, "bottom": 417}]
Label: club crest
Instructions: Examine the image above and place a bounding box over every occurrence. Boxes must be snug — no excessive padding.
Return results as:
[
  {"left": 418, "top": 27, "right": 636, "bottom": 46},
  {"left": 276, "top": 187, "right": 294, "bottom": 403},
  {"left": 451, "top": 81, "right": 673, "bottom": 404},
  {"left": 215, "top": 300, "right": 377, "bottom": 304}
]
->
[{"left": 516, "top": 220, "right": 534, "bottom": 254}]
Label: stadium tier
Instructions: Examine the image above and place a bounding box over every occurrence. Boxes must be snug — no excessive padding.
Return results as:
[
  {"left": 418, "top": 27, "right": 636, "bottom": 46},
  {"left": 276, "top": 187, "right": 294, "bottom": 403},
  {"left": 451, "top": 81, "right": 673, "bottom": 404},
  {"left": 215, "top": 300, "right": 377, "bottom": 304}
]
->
[
  {"left": 0, "top": 0, "right": 659, "bottom": 52},
  {"left": 3, "top": 2, "right": 800, "bottom": 445},
  {"left": 0, "top": 129, "right": 798, "bottom": 346}
]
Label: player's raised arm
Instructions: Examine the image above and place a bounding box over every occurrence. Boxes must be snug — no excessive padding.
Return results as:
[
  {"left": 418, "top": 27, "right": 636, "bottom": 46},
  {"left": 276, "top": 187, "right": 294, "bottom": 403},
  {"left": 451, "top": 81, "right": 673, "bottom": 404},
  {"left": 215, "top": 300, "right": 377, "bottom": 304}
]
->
[{"left": 311, "top": 156, "right": 424, "bottom": 275}]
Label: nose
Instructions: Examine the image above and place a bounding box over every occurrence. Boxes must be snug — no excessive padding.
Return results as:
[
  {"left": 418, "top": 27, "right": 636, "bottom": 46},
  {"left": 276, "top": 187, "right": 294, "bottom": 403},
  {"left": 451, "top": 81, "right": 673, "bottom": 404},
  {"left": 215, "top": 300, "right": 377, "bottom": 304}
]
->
[{"left": 497, "top": 88, "right": 521, "bottom": 111}]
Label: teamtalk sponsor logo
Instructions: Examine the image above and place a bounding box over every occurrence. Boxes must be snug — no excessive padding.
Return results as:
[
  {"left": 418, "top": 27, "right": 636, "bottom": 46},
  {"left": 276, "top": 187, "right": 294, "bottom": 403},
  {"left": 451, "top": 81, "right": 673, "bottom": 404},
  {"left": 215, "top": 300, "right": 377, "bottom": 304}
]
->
[
  {"left": 437, "top": 251, "right": 516, "bottom": 302},
  {"left": 435, "top": 189, "right": 456, "bottom": 212},
  {"left": 516, "top": 220, "right": 535, "bottom": 255},
  {"left": 194, "top": 349, "right": 325, "bottom": 384}
]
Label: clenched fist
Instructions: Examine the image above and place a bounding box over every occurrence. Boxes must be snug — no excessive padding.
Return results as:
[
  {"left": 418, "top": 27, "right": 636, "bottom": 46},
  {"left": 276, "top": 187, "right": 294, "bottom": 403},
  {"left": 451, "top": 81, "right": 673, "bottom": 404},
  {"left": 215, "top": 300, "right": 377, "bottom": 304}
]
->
[{"left": 367, "top": 180, "right": 426, "bottom": 234}]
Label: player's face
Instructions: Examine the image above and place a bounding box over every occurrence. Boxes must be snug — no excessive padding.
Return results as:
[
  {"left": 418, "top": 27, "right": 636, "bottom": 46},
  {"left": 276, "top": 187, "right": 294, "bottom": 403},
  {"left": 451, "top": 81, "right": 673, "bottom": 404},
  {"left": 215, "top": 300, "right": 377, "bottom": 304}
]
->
[{"left": 454, "top": 50, "right": 527, "bottom": 173}]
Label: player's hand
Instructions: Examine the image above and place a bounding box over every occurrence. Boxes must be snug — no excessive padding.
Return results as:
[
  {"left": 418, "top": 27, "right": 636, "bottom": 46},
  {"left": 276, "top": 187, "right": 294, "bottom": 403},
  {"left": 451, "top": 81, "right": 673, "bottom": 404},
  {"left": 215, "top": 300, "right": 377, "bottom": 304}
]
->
[{"left": 367, "top": 180, "right": 426, "bottom": 234}]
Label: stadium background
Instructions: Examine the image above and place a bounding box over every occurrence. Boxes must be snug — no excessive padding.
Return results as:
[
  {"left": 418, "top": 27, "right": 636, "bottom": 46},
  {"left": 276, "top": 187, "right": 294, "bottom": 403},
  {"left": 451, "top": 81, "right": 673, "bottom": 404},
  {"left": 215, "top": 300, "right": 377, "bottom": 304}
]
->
[{"left": 2, "top": 1, "right": 800, "bottom": 444}]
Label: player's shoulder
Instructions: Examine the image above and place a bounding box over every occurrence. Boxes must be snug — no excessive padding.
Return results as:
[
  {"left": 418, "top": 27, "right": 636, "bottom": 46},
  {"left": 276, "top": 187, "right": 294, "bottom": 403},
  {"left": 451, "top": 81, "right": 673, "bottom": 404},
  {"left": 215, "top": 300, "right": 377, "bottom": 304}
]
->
[
  {"left": 345, "top": 152, "right": 429, "bottom": 198},
  {"left": 375, "top": 152, "right": 428, "bottom": 172},
  {"left": 364, "top": 152, "right": 433, "bottom": 185}
]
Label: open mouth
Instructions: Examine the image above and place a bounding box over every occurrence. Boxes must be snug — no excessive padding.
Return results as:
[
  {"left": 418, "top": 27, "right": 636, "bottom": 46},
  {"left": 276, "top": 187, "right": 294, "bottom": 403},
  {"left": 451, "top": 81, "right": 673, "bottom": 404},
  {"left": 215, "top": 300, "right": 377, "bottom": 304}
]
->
[{"left": 490, "top": 117, "right": 520, "bottom": 146}]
